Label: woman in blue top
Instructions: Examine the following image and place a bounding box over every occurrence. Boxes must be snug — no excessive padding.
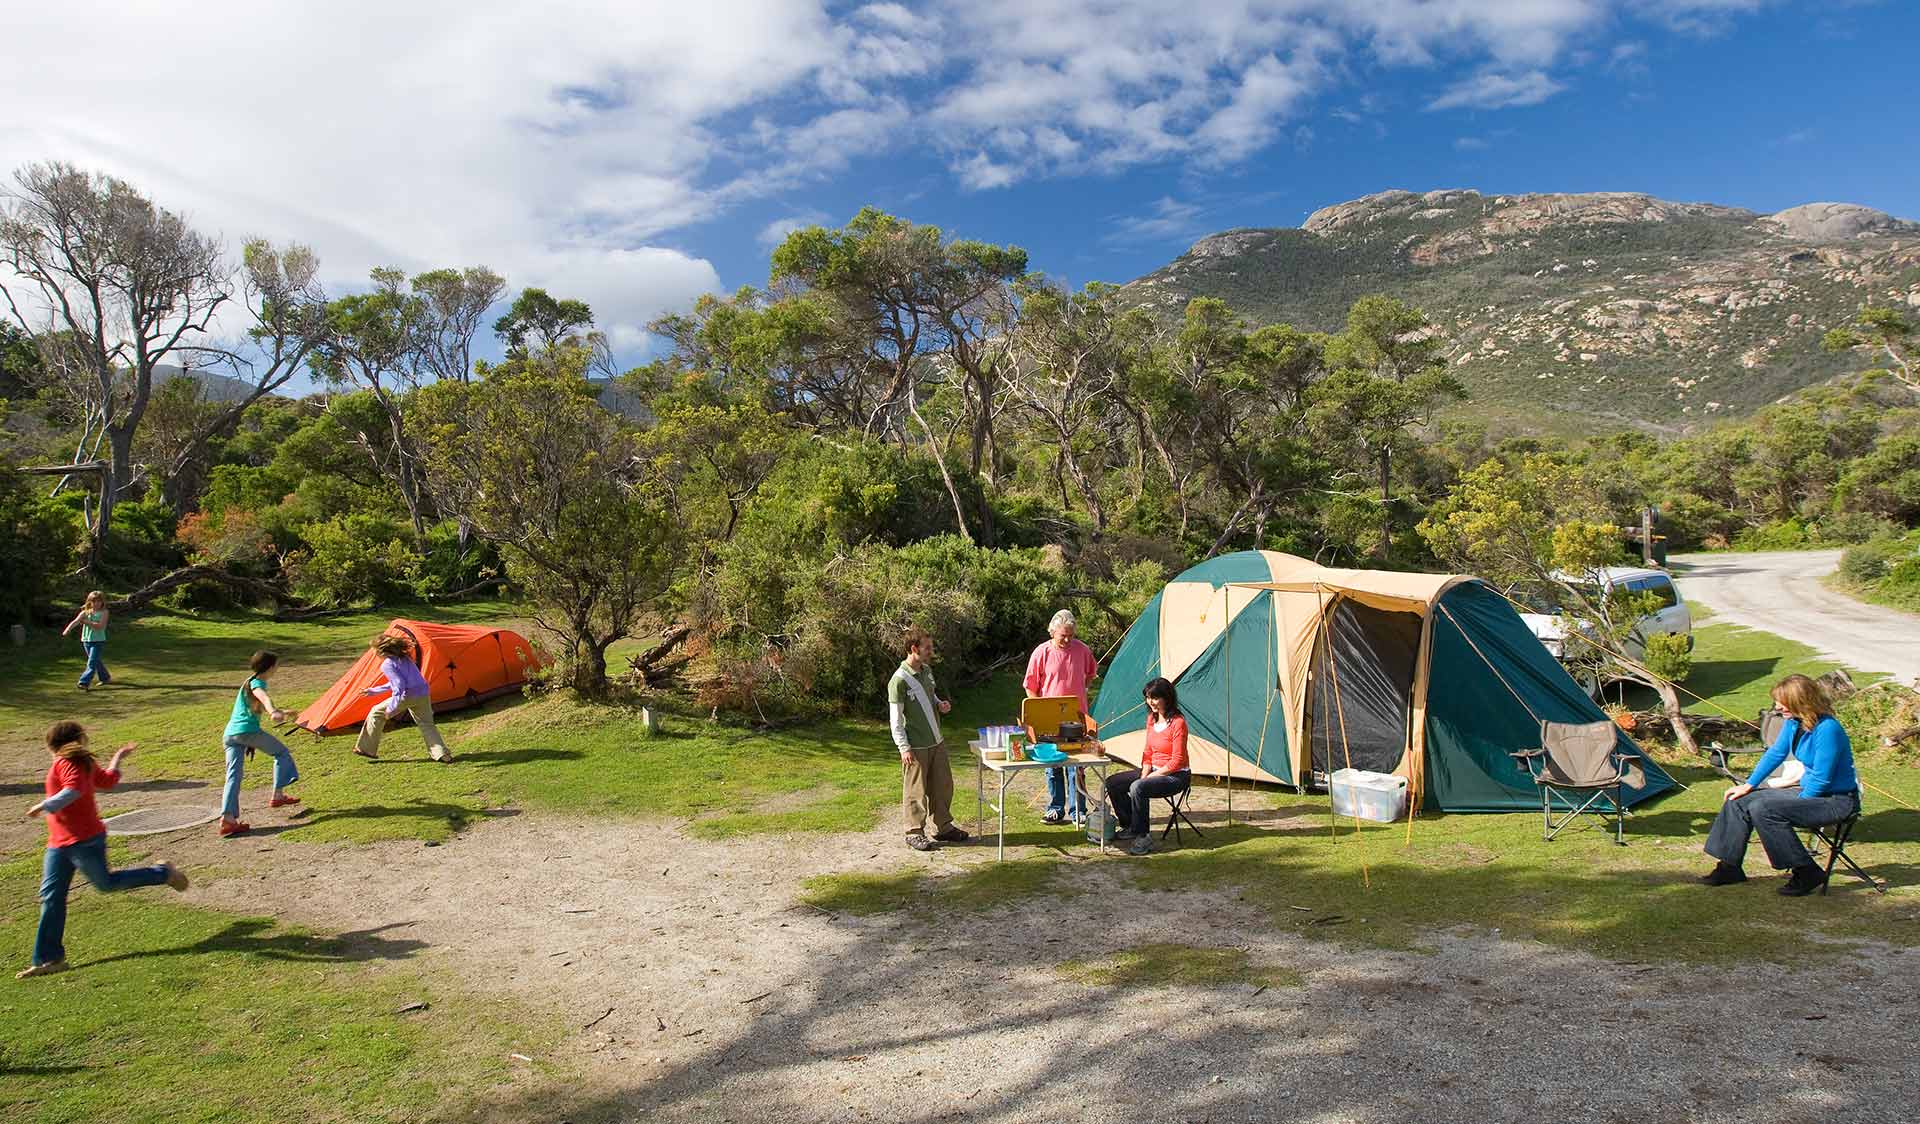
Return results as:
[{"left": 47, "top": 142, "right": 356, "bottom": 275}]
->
[
  {"left": 219, "top": 650, "right": 300, "bottom": 838},
  {"left": 1701, "top": 674, "right": 1860, "bottom": 896}
]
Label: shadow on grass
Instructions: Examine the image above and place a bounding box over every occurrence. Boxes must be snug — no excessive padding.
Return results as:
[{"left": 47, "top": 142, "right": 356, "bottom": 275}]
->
[
  {"left": 0, "top": 1063, "right": 96, "bottom": 1076},
  {"left": 457, "top": 747, "right": 587, "bottom": 769},
  {"left": 84, "top": 918, "right": 427, "bottom": 969}
]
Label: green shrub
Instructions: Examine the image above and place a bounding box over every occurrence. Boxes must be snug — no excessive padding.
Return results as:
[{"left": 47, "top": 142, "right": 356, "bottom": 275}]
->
[
  {"left": 285, "top": 513, "right": 422, "bottom": 607},
  {"left": 413, "top": 520, "right": 500, "bottom": 599},
  {"left": 0, "top": 463, "right": 81, "bottom": 625},
  {"left": 1731, "top": 518, "right": 1819, "bottom": 551},
  {"left": 1642, "top": 631, "right": 1693, "bottom": 684},
  {"left": 1838, "top": 536, "right": 1911, "bottom": 585}
]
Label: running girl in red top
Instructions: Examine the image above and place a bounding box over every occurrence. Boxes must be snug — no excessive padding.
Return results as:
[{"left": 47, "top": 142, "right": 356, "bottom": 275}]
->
[
  {"left": 19, "top": 721, "right": 188, "bottom": 978},
  {"left": 1103, "top": 677, "right": 1191, "bottom": 855}
]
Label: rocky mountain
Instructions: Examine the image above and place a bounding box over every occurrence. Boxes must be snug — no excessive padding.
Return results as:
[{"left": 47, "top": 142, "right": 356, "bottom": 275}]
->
[{"left": 1120, "top": 189, "right": 1920, "bottom": 433}]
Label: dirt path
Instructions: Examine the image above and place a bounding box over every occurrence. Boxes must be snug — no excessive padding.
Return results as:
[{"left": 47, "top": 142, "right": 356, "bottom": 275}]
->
[
  {"left": 153, "top": 789, "right": 1920, "bottom": 1124},
  {"left": 1672, "top": 550, "right": 1920, "bottom": 686}
]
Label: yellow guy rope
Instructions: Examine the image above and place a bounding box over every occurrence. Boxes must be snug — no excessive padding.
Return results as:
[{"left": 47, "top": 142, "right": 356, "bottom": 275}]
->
[{"left": 1317, "top": 584, "right": 1372, "bottom": 888}]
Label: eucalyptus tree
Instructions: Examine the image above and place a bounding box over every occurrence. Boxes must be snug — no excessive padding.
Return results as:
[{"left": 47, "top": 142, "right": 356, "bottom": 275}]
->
[
  {"left": 0, "top": 162, "right": 328, "bottom": 562},
  {"left": 1310, "top": 294, "right": 1463, "bottom": 558}
]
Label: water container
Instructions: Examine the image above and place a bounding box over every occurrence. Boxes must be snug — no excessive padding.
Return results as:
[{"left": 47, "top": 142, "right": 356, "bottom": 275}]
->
[{"left": 1328, "top": 768, "right": 1409, "bottom": 823}]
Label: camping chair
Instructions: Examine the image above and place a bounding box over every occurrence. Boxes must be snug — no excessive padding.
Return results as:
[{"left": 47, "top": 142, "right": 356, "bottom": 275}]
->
[
  {"left": 1707, "top": 708, "right": 1787, "bottom": 781},
  {"left": 1802, "top": 808, "right": 1885, "bottom": 895},
  {"left": 1511, "top": 720, "right": 1646, "bottom": 845},
  {"left": 1158, "top": 776, "right": 1203, "bottom": 846}
]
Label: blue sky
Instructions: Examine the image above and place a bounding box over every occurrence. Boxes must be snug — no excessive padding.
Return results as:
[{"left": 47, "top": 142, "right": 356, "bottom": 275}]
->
[{"left": 2, "top": 0, "right": 1915, "bottom": 370}]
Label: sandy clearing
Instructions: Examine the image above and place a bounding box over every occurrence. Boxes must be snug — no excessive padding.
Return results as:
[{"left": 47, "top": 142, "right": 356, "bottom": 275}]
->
[{"left": 143, "top": 783, "right": 1920, "bottom": 1124}]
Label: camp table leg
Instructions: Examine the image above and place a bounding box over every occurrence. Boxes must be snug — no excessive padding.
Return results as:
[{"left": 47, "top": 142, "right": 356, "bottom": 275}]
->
[
  {"left": 997, "top": 769, "right": 1014, "bottom": 862},
  {"left": 975, "top": 757, "right": 984, "bottom": 840}
]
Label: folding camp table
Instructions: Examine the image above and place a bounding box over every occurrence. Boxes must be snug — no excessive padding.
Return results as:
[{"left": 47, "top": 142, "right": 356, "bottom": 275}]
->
[{"left": 968, "top": 742, "right": 1114, "bottom": 862}]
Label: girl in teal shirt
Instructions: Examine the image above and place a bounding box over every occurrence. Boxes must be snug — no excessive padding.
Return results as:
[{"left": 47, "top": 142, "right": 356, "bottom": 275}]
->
[
  {"left": 219, "top": 651, "right": 299, "bottom": 838},
  {"left": 62, "top": 591, "right": 111, "bottom": 690}
]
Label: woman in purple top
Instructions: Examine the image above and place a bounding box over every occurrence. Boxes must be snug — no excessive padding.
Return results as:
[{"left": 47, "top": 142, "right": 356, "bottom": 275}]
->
[{"left": 354, "top": 634, "right": 454, "bottom": 763}]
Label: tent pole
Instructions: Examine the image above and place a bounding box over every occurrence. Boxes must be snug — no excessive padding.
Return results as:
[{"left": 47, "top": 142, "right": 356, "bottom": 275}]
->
[{"left": 1225, "top": 584, "right": 1234, "bottom": 826}]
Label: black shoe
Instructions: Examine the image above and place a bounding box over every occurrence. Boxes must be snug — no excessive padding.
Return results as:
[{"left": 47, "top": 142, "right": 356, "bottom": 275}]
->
[
  {"left": 1780, "top": 864, "right": 1827, "bottom": 897},
  {"left": 932, "top": 827, "right": 970, "bottom": 844},
  {"left": 906, "top": 834, "right": 938, "bottom": 852},
  {"left": 1040, "top": 810, "right": 1066, "bottom": 825},
  {"left": 1128, "top": 836, "right": 1154, "bottom": 856},
  {"left": 1700, "top": 862, "right": 1748, "bottom": 886}
]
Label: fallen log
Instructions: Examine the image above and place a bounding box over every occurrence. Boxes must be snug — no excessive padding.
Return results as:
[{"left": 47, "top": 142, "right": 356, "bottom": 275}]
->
[{"left": 110, "top": 565, "right": 301, "bottom": 613}]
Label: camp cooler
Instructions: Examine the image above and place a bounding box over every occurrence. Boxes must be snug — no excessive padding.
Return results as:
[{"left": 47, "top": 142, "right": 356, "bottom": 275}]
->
[{"left": 1328, "top": 768, "right": 1409, "bottom": 823}]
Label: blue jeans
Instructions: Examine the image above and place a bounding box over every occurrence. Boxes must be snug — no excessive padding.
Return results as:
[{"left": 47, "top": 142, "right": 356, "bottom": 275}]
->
[
  {"left": 222, "top": 732, "right": 298, "bottom": 819},
  {"left": 34, "top": 832, "right": 169, "bottom": 965},
  {"left": 78, "top": 641, "right": 110, "bottom": 686},
  {"left": 1104, "top": 769, "right": 1190, "bottom": 834},
  {"left": 1045, "top": 767, "right": 1087, "bottom": 818}
]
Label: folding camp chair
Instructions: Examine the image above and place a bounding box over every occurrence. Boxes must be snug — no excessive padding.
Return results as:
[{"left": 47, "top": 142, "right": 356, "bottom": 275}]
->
[
  {"left": 1511, "top": 719, "right": 1645, "bottom": 845},
  {"left": 1158, "top": 777, "right": 1203, "bottom": 846},
  {"left": 1707, "top": 708, "right": 1787, "bottom": 781},
  {"left": 1803, "top": 808, "right": 1885, "bottom": 895}
]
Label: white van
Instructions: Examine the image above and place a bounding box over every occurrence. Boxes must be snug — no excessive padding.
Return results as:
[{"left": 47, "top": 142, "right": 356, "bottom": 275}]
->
[{"left": 1518, "top": 567, "right": 1693, "bottom": 679}]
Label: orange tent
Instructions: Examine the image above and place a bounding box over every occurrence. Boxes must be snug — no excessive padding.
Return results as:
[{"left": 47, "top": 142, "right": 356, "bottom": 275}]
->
[{"left": 295, "top": 619, "right": 543, "bottom": 735}]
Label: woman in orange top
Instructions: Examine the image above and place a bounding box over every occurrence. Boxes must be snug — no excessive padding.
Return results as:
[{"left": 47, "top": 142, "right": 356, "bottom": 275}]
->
[{"left": 1104, "top": 677, "right": 1191, "bottom": 855}]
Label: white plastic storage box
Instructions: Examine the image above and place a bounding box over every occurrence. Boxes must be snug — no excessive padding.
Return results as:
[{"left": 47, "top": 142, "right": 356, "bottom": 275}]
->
[{"left": 1328, "top": 769, "right": 1409, "bottom": 824}]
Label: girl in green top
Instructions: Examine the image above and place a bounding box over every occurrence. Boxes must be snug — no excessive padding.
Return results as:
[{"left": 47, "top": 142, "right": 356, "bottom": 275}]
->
[
  {"left": 62, "top": 591, "right": 112, "bottom": 690},
  {"left": 218, "top": 651, "right": 299, "bottom": 838}
]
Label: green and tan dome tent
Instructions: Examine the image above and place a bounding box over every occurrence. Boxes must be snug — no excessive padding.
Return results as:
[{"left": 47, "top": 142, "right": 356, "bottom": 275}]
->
[{"left": 1089, "top": 551, "right": 1677, "bottom": 813}]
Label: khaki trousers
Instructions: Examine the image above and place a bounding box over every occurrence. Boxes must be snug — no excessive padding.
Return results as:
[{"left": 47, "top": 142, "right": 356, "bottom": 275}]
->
[
  {"left": 356, "top": 695, "right": 449, "bottom": 759},
  {"left": 902, "top": 741, "right": 954, "bottom": 837}
]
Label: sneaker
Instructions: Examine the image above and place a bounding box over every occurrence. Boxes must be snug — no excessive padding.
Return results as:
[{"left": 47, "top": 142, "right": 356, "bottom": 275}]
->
[
  {"left": 218, "top": 819, "right": 250, "bottom": 838},
  {"left": 1780, "top": 865, "right": 1827, "bottom": 897},
  {"left": 428, "top": 746, "right": 453, "bottom": 763},
  {"left": 15, "top": 960, "right": 67, "bottom": 979},
  {"left": 352, "top": 748, "right": 379, "bottom": 761},
  {"left": 162, "top": 863, "right": 189, "bottom": 892},
  {"left": 1700, "top": 862, "right": 1748, "bottom": 886},
  {"left": 906, "top": 834, "right": 938, "bottom": 852},
  {"left": 78, "top": 682, "right": 90, "bottom": 692},
  {"left": 1040, "top": 810, "right": 1066, "bottom": 825},
  {"left": 1111, "top": 827, "right": 1139, "bottom": 841},
  {"left": 932, "top": 827, "right": 971, "bottom": 844},
  {"left": 268, "top": 795, "right": 301, "bottom": 808},
  {"left": 1128, "top": 836, "right": 1155, "bottom": 856}
]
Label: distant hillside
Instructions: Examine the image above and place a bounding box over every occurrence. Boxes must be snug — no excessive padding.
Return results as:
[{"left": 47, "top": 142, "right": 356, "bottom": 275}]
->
[
  {"left": 155, "top": 364, "right": 264, "bottom": 403},
  {"left": 1119, "top": 190, "right": 1920, "bottom": 432}
]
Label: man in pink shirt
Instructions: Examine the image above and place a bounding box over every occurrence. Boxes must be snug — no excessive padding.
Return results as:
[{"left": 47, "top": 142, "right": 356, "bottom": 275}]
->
[{"left": 1024, "top": 609, "right": 1099, "bottom": 824}]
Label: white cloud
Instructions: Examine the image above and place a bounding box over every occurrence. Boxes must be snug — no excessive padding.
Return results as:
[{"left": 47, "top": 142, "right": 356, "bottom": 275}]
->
[
  {"left": 0, "top": 0, "right": 1778, "bottom": 357},
  {"left": 757, "top": 211, "right": 832, "bottom": 248},
  {"left": 1427, "top": 70, "right": 1567, "bottom": 111},
  {"left": 955, "top": 152, "right": 1023, "bottom": 191},
  {"left": 1104, "top": 197, "right": 1209, "bottom": 246},
  {"left": 1455, "top": 136, "right": 1491, "bottom": 151}
]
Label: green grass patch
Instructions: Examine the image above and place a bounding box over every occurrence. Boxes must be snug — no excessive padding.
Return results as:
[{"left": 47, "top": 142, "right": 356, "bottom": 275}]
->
[
  {"left": 1058, "top": 943, "right": 1302, "bottom": 990},
  {"left": 1, "top": 606, "right": 1026, "bottom": 846},
  {"left": 0, "top": 846, "right": 565, "bottom": 1124},
  {"left": 799, "top": 858, "right": 1065, "bottom": 917},
  {"left": 1617, "top": 602, "right": 1875, "bottom": 719}
]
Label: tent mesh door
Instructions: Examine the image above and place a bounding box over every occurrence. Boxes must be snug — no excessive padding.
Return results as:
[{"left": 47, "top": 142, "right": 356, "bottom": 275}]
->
[{"left": 1309, "top": 599, "right": 1424, "bottom": 777}]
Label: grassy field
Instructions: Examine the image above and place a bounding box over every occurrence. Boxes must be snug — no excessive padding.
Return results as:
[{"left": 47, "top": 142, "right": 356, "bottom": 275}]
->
[
  {"left": 1, "top": 596, "right": 1917, "bottom": 1123},
  {"left": 0, "top": 845, "right": 562, "bottom": 1124},
  {"left": 0, "top": 604, "right": 1005, "bottom": 848}
]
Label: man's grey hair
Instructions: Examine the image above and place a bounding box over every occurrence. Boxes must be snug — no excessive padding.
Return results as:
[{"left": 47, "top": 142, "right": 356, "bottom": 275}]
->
[{"left": 1049, "top": 609, "right": 1077, "bottom": 633}]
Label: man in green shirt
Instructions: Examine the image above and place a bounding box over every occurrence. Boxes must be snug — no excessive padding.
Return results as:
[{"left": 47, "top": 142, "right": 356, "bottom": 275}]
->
[{"left": 888, "top": 628, "right": 969, "bottom": 852}]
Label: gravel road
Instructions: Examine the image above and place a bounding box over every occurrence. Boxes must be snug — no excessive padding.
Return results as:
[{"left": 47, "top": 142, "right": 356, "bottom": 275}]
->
[{"left": 1670, "top": 549, "right": 1920, "bottom": 685}]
